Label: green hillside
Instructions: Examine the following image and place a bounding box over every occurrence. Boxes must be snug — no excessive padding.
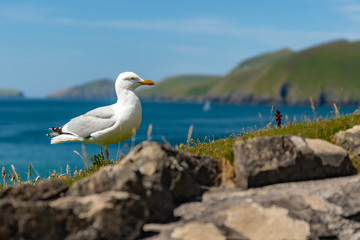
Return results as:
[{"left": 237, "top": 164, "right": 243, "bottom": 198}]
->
[
  {"left": 138, "top": 40, "right": 360, "bottom": 105},
  {"left": 47, "top": 40, "right": 360, "bottom": 105},
  {"left": 138, "top": 75, "right": 221, "bottom": 99},
  {"left": 245, "top": 40, "right": 360, "bottom": 103},
  {"left": 47, "top": 79, "right": 116, "bottom": 100},
  {"left": 206, "top": 48, "right": 293, "bottom": 97}
]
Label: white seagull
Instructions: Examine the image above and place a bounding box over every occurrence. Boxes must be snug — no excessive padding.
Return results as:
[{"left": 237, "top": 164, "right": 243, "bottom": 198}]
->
[{"left": 48, "top": 72, "right": 155, "bottom": 159}]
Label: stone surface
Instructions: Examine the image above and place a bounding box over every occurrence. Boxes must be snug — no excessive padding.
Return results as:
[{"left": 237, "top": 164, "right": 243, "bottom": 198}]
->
[
  {"left": 69, "top": 141, "right": 221, "bottom": 222},
  {"left": 0, "top": 191, "right": 147, "bottom": 240},
  {"left": 221, "top": 203, "right": 310, "bottom": 240},
  {"left": 3, "top": 138, "right": 360, "bottom": 240},
  {"left": 334, "top": 125, "right": 360, "bottom": 156},
  {"left": 0, "top": 179, "right": 68, "bottom": 201},
  {"left": 233, "top": 135, "right": 357, "bottom": 189},
  {"left": 171, "top": 221, "right": 226, "bottom": 240},
  {"left": 141, "top": 175, "right": 360, "bottom": 240}
]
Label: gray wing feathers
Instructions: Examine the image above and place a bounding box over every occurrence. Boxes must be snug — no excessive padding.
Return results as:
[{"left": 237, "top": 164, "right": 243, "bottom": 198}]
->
[
  {"left": 64, "top": 115, "right": 116, "bottom": 138},
  {"left": 85, "top": 106, "right": 114, "bottom": 118}
]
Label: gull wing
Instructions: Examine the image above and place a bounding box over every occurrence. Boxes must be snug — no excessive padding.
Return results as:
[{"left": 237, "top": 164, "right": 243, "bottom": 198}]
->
[{"left": 63, "top": 106, "right": 116, "bottom": 138}]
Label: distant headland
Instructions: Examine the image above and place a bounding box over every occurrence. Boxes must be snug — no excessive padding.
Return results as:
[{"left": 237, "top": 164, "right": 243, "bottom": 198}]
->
[
  {"left": 0, "top": 89, "right": 25, "bottom": 99},
  {"left": 46, "top": 39, "right": 360, "bottom": 106}
]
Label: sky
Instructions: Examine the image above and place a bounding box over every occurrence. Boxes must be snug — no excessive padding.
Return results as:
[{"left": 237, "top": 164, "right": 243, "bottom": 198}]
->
[{"left": 1, "top": 0, "right": 360, "bottom": 97}]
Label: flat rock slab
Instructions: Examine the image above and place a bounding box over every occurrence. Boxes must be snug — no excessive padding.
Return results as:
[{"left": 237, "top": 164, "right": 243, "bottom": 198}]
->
[
  {"left": 233, "top": 135, "right": 357, "bottom": 189},
  {"left": 142, "top": 175, "right": 360, "bottom": 240},
  {"left": 334, "top": 125, "right": 360, "bottom": 156}
]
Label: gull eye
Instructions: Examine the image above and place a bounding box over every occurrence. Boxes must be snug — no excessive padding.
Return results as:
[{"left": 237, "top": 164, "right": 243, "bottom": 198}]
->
[{"left": 130, "top": 77, "right": 136, "bottom": 80}]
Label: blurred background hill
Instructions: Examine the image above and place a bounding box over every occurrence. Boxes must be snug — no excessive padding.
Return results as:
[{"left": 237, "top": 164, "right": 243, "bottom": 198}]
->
[{"left": 47, "top": 40, "right": 360, "bottom": 106}]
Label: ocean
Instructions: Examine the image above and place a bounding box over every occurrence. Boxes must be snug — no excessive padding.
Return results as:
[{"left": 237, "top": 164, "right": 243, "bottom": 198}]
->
[{"left": 0, "top": 99, "right": 357, "bottom": 180}]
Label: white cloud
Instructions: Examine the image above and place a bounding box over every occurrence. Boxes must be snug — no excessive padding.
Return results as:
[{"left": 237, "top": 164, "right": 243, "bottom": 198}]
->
[
  {"left": 1, "top": 4, "right": 360, "bottom": 50},
  {"left": 330, "top": 0, "right": 360, "bottom": 23},
  {"left": 40, "top": 16, "right": 360, "bottom": 45}
]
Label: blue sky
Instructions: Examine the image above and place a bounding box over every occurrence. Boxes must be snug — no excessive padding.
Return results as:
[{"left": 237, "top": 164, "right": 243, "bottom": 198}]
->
[{"left": 1, "top": 0, "right": 360, "bottom": 97}]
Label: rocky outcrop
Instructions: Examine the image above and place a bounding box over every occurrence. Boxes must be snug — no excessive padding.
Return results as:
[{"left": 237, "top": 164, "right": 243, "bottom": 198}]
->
[
  {"left": 69, "top": 142, "right": 220, "bottom": 222},
  {"left": 234, "top": 135, "right": 357, "bottom": 189},
  {"left": 143, "top": 175, "right": 360, "bottom": 240},
  {"left": 0, "top": 142, "right": 221, "bottom": 239},
  {"left": 1, "top": 133, "right": 360, "bottom": 239}
]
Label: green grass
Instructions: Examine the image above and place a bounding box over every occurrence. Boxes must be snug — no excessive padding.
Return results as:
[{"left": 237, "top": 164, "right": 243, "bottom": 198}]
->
[
  {"left": 137, "top": 75, "right": 221, "bottom": 98},
  {"left": 185, "top": 113, "right": 360, "bottom": 167}
]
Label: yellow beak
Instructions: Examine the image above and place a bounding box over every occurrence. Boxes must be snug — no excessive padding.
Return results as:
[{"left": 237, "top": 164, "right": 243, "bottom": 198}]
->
[{"left": 140, "top": 79, "right": 155, "bottom": 85}]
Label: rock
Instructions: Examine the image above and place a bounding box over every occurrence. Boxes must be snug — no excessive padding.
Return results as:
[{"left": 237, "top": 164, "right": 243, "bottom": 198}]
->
[
  {"left": 221, "top": 203, "right": 310, "bottom": 240},
  {"left": 171, "top": 221, "right": 226, "bottom": 240},
  {"left": 52, "top": 191, "right": 148, "bottom": 240},
  {"left": 119, "top": 141, "right": 221, "bottom": 201},
  {"left": 68, "top": 163, "right": 173, "bottom": 223},
  {"left": 233, "top": 135, "right": 357, "bottom": 189},
  {"left": 69, "top": 141, "right": 220, "bottom": 222},
  {"left": 142, "top": 175, "right": 360, "bottom": 240},
  {"left": 0, "top": 180, "right": 68, "bottom": 201},
  {"left": 0, "top": 191, "right": 148, "bottom": 240},
  {"left": 334, "top": 125, "right": 360, "bottom": 156}
]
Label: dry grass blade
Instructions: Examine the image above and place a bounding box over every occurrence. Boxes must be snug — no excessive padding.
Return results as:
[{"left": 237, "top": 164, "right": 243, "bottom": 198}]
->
[
  {"left": 11, "top": 164, "right": 21, "bottom": 185},
  {"left": 187, "top": 124, "right": 194, "bottom": 146},
  {"left": 73, "top": 150, "right": 89, "bottom": 170},
  {"left": 2, "top": 167, "right": 7, "bottom": 188},
  {"left": 147, "top": 124, "right": 153, "bottom": 141},
  {"left": 333, "top": 103, "right": 340, "bottom": 118},
  {"left": 258, "top": 112, "right": 264, "bottom": 127},
  {"left": 310, "top": 97, "right": 316, "bottom": 121}
]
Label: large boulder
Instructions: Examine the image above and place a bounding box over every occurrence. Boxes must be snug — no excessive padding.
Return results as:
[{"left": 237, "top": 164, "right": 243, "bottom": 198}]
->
[
  {"left": 334, "top": 125, "right": 360, "bottom": 156},
  {"left": 69, "top": 141, "right": 221, "bottom": 222},
  {"left": 119, "top": 141, "right": 221, "bottom": 201},
  {"left": 0, "top": 188, "right": 148, "bottom": 240},
  {"left": 142, "top": 175, "right": 360, "bottom": 240},
  {"left": 233, "top": 135, "right": 357, "bottom": 189}
]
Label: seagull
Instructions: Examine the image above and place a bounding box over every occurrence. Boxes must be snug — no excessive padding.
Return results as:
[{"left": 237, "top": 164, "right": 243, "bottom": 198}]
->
[{"left": 48, "top": 72, "right": 155, "bottom": 160}]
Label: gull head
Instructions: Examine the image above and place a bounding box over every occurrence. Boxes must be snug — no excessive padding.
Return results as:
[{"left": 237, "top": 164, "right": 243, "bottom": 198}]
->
[{"left": 115, "top": 72, "right": 154, "bottom": 93}]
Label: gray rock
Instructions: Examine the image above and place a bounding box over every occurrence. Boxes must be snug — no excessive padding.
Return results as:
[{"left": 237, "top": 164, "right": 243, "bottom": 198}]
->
[
  {"left": 334, "top": 125, "right": 360, "bottom": 156},
  {"left": 0, "top": 191, "right": 148, "bottom": 240},
  {"left": 233, "top": 135, "right": 357, "bottom": 189},
  {"left": 52, "top": 191, "right": 148, "bottom": 240},
  {"left": 119, "top": 141, "right": 221, "bottom": 201},
  {"left": 69, "top": 141, "right": 220, "bottom": 222},
  {"left": 142, "top": 175, "right": 360, "bottom": 240},
  {"left": 0, "top": 179, "right": 68, "bottom": 201}
]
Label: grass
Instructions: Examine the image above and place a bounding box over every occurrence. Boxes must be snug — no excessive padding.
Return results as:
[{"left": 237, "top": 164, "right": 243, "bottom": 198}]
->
[
  {"left": 184, "top": 112, "right": 360, "bottom": 167},
  {"left": 0, "top": 147, "right": 116, "bottom": 189}
]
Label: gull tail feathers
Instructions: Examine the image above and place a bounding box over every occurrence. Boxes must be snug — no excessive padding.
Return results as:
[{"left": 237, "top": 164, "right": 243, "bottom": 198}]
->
[
  {"left": 47, "top": 126, "right": 63, "bottom": 137},
  {"left": 50, "top": 134, "right": 83, "bottom": 144}
]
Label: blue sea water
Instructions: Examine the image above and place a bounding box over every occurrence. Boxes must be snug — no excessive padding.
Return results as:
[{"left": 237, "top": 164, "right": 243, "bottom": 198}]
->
[{"left": 0, "top": 99, "right": 358, "bottom": 179}]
